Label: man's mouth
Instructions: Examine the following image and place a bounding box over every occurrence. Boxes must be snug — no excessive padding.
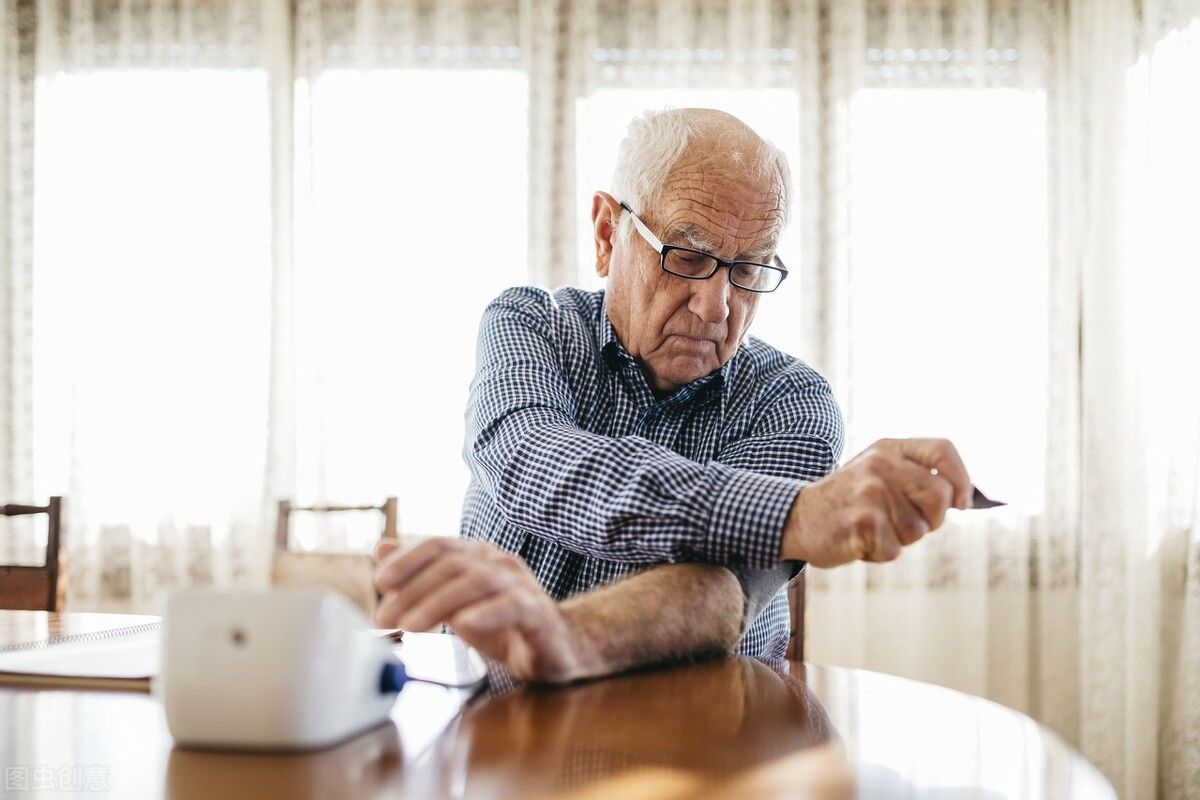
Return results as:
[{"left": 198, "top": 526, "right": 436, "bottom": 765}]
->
[{"left": 671, "top": 334, "right": 717, "bottom": 349}]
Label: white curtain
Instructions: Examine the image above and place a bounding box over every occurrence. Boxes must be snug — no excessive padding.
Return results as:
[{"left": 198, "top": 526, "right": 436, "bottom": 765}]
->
[
  {"left": 1, "top": 0, "right": 35, "bottom": 562},
  {"left": 6, "top": 0, "right": 283, "bottom": 605},
  {"left": 278, "top": 0, "right": 533, "bottom": 550},
  {"left": 2, "top": 1, "right": 1198, "bottom": 797},
  {"left": 804, "top": 4, "right": 1200, "bottom": 800}
]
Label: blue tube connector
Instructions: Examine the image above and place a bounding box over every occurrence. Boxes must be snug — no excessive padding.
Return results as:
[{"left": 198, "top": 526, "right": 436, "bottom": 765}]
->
[{"left": 379, "top": 659, "right": 408, "bottom": 694}]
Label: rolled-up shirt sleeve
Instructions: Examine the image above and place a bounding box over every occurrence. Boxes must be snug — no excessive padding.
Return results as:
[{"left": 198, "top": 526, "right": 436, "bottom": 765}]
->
[
  {"left": 714, "top": 363, "right": 846, "bottom": 634},
  {"left": 465, "top": 289, "right": 844, "bottom": 571}
]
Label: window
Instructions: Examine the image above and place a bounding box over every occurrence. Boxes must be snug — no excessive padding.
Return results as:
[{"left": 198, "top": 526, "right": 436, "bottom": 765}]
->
[
  {"left": 1123, "top": 19, "right": 1200, "bottom": 535},
  {"left": 32, "top": 71, "right": 273, "bottom": 536},
  {"left": 291, "top": 69, "right": 529, "bottom": 544},
  {"left": 846, "top": 88, "right": 1049, "bottom": 509}
]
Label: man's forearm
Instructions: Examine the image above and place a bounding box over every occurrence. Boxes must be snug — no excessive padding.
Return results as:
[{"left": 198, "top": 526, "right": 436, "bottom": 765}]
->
[
  {"left": 560, "top": 563, "right": 744, "bottom": 681},
  {"left": 375, "top": 538, "right": 751, "bottom": 685}
]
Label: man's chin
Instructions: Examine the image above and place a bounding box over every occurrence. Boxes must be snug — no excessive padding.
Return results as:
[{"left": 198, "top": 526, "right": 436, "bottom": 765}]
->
[{"left": 658, "top": 357, "right": 720, "bottom": 390}]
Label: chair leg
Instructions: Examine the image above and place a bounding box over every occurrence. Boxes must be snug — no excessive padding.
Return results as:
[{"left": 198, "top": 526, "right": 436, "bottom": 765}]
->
[
  {"left": 786, "top": 572, "right": 806, "bottom": 662},
  {"left": 46, "top": 497, "right": 63, "bottom": 612},
  {"left": 382, "top": 497, "right": 399, "bottom": 539},
  {"left": 275, "top": 500, "right": 292, "bottom": 550}
]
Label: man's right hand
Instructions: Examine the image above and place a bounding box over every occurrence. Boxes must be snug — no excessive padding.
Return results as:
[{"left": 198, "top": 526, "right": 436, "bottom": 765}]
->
[
  {"left": 374, "top": 537, "right": 602, "bottom": 683},
  {"left": 779, "top": 438, "right": 973, "bottom": 567}
]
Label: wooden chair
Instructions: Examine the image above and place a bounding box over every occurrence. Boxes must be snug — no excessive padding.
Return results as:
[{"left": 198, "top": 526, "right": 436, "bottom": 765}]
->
[
  {"left": 272, "top": 498, "right": 399, "bottom": 616},
  {"left": 786, "top": 571, "right": 806, "bottom": 661},
  {"left": 0, "top": 497, "right": 66, "bottom": 611}
]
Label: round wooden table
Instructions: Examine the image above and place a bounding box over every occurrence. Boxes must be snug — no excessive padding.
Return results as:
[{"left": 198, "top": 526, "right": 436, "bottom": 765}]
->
[{"left": 0, "top": 612, "right": 1115, "bottom": 799}]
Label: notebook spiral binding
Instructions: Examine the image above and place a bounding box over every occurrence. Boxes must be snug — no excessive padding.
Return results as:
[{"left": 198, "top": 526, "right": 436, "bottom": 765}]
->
[{"left": 0, "top": 621, "right": 161, "bottom": 654}]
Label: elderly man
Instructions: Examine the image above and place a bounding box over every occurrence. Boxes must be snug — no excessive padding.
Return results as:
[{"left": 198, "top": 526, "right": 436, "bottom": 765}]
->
[{"left": 375, "top": 108, "right": 972, "bottom": 682}]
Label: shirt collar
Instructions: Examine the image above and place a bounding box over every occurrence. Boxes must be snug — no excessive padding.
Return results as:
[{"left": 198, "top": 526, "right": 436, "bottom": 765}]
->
[
  {"left": 597, "top": 292, "right": 734, "bottom": 407},
  {"left": 597, "top": 298, "right": 633, "bottom": 372}
]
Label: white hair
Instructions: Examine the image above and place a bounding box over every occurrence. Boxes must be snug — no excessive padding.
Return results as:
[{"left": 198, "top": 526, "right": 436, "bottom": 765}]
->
[{"left": 609, "top": 107, "right": 792, "bottom": 242}]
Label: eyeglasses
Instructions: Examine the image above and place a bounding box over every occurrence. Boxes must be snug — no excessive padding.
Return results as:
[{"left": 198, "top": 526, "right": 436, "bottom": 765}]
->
[{"left": 619, "top": 201, "right": 788, "bottom": 293}]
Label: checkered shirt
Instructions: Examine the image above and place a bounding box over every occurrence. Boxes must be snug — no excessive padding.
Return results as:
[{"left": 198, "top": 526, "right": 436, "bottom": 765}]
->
[{"left": 460, "top": 286, "right": 844, "bottom": 658}]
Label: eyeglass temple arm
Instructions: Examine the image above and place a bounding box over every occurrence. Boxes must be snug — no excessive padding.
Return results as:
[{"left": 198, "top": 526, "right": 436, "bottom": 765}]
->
[{"left": 618, "top": 201, "right": 664, "bottom": 252}]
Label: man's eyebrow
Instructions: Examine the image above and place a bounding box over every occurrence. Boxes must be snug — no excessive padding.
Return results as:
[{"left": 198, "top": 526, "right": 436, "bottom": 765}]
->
[
  {"left": 672, "top": 224, "right": 722, "bottom": 254},
  {"left": 743, "top": 239, "right": 779, "bottom": 262},
  {"left": 671, "top": 224, "right": 778, "bottom": 263}
]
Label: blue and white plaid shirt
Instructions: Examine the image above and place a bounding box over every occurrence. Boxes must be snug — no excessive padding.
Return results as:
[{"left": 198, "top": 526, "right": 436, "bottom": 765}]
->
[{"left": 460, "top": 286, "right": 844, "bottom": 658}]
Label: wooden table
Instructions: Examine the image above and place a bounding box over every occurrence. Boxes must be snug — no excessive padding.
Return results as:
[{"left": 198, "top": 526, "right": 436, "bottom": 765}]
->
[{"left": 0, "top": 611, "right": 1115, "bottom": 799}]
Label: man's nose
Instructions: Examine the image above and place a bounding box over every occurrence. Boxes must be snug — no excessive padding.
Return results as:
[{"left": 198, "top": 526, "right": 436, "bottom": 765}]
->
[{"left": 688, "top": 269, "right": 731, "bottom": 324}]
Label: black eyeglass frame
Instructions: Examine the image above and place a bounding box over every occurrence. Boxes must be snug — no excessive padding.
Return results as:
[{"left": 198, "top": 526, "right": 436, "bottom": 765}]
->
[{"left": 619, "top": 201, "right": 789, "bottom": 293}]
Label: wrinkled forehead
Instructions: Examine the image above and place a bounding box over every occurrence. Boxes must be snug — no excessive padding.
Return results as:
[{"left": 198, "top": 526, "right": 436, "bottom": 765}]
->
[{"left": 654, "top": 150, "right": 785, "bottom": 255}]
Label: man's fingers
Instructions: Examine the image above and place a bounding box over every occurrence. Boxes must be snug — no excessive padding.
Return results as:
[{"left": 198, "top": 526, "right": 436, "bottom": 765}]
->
[
  {"left": 849, "top": 461, "right": 926, "bottom": 548},
  {"left": 373, "top": 539, "right": 542, "bottom": 633},
  {"left": 397, "top": 572, "right": 507, "bottom": 632},
  {"left": 374, "top": 539, "right": 476, "bottom": 629},
  {"left": 381, "top": 551, "right": 473, "bottom": 619},
  {"left": 869, "top": 470, "right": 929, "bottom": 546},
  {"left": 887, "top": 486, "right": 929, "bottom": 546},
  {"left": 375, "top": 590, "right": 407, "bottom": 629},
  {"left": 874, "top": 455, "right": 955, "bottom": 533},
  {"left": 853, "top": 511, "right": 901, "bottom": 563},
  {"left": 374, "top": 538, "right": 401, "bottom": 562},
  {"left": 792, "top": 438, "right": 973, "bottom": 568},
  {"left": 865, "top": 528, "right": 903, "bottom": 562},
  {"left": 445, "top": 572, "right": 575, "bottom": 683},
  {"left": 374, "top": 537, "right": 462, "bottom": 594},
  {"left": 847, "top": 507, "right": 899, "bottom": 563},
  {"left": 896, "top": 438, "right": 972, "bottom": 509},
  {"left": 450, "top": 592, "right": 528, "bottom": 638}
]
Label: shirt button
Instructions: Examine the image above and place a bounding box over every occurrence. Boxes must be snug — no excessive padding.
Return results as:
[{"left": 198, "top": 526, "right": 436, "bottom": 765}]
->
[{"left": 602, "top": 345, "right": 625, "bottom": 371}]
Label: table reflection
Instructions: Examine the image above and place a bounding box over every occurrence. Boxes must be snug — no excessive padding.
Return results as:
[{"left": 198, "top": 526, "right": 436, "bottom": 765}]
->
[
  {"left": 167, "top": 722, "right": 403, "bottom": 800},
  {"left": 803, "top": 663, "right": 1117, "bottom": 800},
  {"left": 164, "top": 679, "right": 474, "bottom": 800},
  {"left": 438, "top": 657, "right": 855, "bottom": 799}
]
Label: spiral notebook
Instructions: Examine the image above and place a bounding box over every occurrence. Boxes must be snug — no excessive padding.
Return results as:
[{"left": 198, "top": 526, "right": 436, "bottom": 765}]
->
[{"left": 0, "top": 621, "right": 161, "bottom": 691}]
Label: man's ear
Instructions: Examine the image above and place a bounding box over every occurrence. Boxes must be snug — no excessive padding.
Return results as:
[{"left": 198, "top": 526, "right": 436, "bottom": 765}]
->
[{"left": 592, "top": 191, "right": 620, "bottom": 279}]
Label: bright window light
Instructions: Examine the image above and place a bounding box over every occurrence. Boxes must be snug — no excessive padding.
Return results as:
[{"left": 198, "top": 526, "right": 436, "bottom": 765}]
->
[
  {"left": 1124, "top": 19, "right": 1200, "bottom": 541},
  {"left": 847, "top": 88, "right": 1049, "bottom": 510},
  {"left": 32, "top": 70, "right": 273, "bottom": 535},
  {"left": 294, "top": 69, "right": 529, "bottom": 545}
]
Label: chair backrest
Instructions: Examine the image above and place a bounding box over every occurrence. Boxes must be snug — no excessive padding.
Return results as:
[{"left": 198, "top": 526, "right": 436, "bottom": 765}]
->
[
  {"left": 274, "top": 497, "right": 399, "bottom": 550},
  {"left": 271, "top": 497, "right": 399, "bottom": 615},
  {"left": 786, "top": 571, "right": 805, "bottom": 662},
  {"left": 0, "top": 497, "right": 65, "bottom": 611}
]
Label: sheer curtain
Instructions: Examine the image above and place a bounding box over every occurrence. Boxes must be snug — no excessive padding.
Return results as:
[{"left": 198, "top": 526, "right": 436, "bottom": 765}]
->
[
  {"left": 803, "top": 3, "right": 1200, "bottom": 799},
  {"left": 0, "top": 0, "right": 35, "bottom": 564},
  {"left": 2, "top": 1, "right": 1199, "bottom": 796},
  {"left": 275, "top": 0, "right": 532, "bottom": 551},
  {"left": 804, "top": 0, "right": 1053, "bottom": 725},
  {"left": 1139, "top": 15, "right": 1200, "bottom": 795},
  {"left": 2, "top": 0, "right": 282, "bottom": 607}
]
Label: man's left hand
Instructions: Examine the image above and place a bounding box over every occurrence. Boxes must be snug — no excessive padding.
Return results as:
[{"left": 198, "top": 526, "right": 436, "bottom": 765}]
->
[{"left": 373, "top": 538, "right": 599, "bottom": 683}]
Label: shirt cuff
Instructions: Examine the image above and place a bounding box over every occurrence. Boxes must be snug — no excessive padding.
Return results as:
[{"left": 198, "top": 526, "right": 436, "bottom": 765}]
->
[
  {"left": 730, "top": 560, "right": 802, "bottom": 636},
  {"left": 706, "top": 468, "right": 805, "bottom": 569}
]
